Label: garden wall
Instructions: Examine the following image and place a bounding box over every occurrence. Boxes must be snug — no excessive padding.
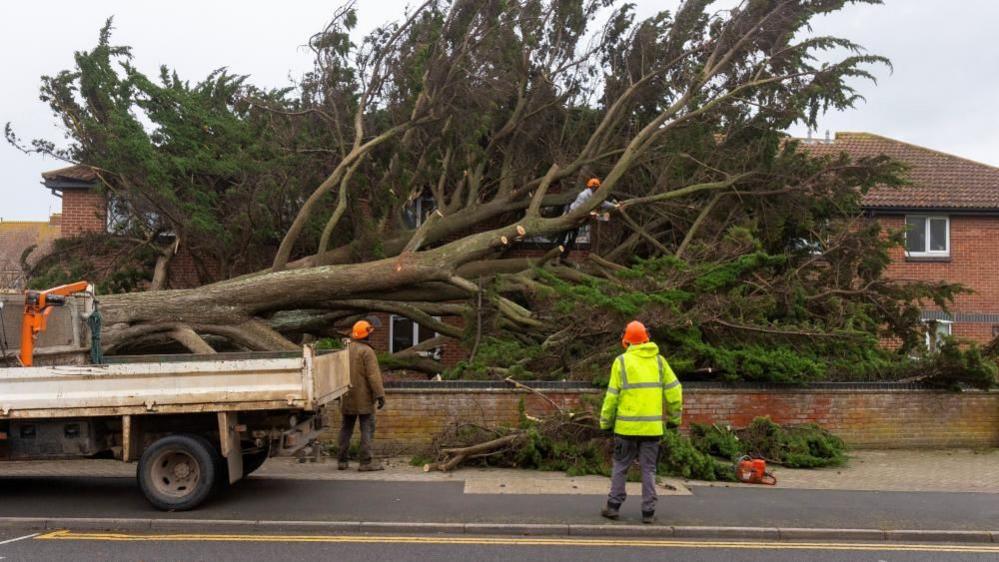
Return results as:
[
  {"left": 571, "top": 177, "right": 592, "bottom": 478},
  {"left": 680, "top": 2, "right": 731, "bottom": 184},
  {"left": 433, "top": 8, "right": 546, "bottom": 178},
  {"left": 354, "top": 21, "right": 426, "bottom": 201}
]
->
[{"left": 322, "top": 382, "right": 999, "bottom": 454}]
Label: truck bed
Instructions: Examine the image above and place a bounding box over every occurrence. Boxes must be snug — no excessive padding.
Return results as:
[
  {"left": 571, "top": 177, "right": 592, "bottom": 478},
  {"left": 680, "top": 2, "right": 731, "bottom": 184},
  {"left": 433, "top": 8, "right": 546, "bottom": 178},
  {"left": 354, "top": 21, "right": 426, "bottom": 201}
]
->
[{"left": 0, "top": 347, "right": 349, "bottom": 419}]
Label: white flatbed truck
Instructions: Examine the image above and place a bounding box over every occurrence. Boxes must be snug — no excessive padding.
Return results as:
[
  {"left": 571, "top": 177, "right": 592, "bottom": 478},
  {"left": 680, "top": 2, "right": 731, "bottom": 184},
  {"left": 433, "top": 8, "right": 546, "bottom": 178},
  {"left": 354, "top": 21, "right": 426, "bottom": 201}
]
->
[{"left": 0, "top": 347, "right": 349, "bottom": 510}]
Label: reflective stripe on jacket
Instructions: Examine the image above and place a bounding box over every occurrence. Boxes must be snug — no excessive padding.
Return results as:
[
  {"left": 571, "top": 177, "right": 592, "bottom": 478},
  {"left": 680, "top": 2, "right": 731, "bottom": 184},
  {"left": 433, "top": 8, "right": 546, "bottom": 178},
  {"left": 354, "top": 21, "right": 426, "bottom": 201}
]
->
[{"left": 599, "top": 341, "right": 682, "bottom": 436}]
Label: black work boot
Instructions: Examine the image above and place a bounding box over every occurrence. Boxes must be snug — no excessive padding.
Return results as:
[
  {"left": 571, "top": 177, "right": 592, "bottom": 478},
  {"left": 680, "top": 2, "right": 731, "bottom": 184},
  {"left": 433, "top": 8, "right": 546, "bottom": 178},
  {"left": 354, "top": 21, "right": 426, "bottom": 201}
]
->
[
  {"left": 641, "top": 511, "right": 656, "bottom": 524},
  {"left": 600, "top": 502, "right": 621, "bottom": 520},
  {"left": 337, "top": 461, "right": 349, "bottom": 470}
]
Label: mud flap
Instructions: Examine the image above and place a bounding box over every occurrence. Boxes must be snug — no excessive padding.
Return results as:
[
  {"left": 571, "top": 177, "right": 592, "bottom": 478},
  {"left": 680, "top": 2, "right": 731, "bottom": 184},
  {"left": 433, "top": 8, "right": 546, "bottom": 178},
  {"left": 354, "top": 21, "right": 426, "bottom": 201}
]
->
[{"left": 217, "top": 411, "right": 243, "bottom": 484}]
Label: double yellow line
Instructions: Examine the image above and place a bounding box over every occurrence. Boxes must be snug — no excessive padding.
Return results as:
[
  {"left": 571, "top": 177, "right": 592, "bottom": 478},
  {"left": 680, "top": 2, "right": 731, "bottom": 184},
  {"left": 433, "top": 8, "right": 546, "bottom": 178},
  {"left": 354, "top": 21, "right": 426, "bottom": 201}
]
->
[{"left": 34, "top": 530, "right": 999, "bottom": 554}]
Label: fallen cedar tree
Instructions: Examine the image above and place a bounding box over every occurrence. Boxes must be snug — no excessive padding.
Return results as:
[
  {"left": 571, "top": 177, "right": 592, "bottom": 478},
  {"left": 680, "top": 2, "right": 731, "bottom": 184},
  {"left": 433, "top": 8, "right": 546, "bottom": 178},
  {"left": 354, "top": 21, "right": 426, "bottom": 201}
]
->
[
  {"left": 420, "top": 380, "right": 846, "bottom": 479},
  {"left": 19, "top": 1, "right": 992, "bottom": 391}
]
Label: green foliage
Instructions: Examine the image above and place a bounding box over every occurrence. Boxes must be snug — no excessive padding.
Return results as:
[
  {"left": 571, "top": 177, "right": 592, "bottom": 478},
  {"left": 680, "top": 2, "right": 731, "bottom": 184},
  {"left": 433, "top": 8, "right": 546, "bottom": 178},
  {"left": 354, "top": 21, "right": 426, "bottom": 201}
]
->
[
  {"left": 527, "top": 233, "right": 971, "bottom": 384},
  {"left": 540, "top": 269, "right": 691, "bottom": 317},
  {"left": 422, "top": 414, "right": 846, "bottom": 481},
  {"left": 409, "top": 453, "right": 433, "bottom": 467},
  {"left": 28, "top": 237, "right": 154, "bottom": 294},
  {"left": 919, "top": 339, "right": 998, "bottom": 390},
  {"left": 444, "top": 337, "right": 543, "bottom": 380},
  {"left": 659, "top": 429, "right": 737, "bottom": 481},
  {"left": 692, "top": 252, "right": 786, "bottom": 293},
  {"left": 315, "top": 338, "right": 345, "bottom": 351},
  {"left": 515, "top": 428, "right": 612, "bottom": 477},
  {"left": 11, "top": 19, "right": 328, "bottom": 287},
  {"left": 735, "top": 417, "right": 846, "bottom": 469},
  {"left": 689, "top": 423, "right": 743, "bottom": 461}
]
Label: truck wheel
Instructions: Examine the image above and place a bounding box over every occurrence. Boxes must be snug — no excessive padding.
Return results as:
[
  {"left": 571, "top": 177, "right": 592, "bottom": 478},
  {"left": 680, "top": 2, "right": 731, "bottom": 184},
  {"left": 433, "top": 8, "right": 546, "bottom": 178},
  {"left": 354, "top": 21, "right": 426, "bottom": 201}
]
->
[
  {"left": 138, "top": 434, "right": 219, "bottom": 511},
  {"left": 242, "top": 448, "right": 269, "bottom": 476}
]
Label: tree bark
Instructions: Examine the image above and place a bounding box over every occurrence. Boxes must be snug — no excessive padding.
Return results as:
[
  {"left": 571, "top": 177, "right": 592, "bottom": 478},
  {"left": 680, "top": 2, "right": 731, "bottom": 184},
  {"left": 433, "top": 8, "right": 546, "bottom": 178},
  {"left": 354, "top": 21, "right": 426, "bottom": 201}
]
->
[{"left": 167, "top": 327, "right": 216, "bottom": 354}]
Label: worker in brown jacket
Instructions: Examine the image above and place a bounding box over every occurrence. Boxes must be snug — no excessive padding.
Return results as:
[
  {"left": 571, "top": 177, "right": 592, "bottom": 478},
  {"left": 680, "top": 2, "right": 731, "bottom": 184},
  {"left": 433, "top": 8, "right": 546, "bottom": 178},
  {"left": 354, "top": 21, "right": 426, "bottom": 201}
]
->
[{"left": 338, "top": 320, "right": 386, "bottom": 471}]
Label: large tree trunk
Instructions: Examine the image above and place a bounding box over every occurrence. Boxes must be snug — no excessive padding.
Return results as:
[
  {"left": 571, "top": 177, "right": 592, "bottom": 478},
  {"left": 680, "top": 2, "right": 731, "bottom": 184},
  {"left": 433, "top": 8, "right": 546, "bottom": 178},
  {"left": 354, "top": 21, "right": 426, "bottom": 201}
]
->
[{"left": 98, "top": 214, "right": 576, "bottom": 350}]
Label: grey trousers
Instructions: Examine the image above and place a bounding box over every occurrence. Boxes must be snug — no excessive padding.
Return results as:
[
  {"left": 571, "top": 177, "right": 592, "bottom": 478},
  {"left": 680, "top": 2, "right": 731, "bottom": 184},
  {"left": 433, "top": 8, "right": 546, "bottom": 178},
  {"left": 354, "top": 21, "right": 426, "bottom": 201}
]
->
[
  {"left": 338, "top": 414, "right": 375, "bottom": 464},
  {"left": 608, "top": 436, "right": 660, "bottom": 513}
]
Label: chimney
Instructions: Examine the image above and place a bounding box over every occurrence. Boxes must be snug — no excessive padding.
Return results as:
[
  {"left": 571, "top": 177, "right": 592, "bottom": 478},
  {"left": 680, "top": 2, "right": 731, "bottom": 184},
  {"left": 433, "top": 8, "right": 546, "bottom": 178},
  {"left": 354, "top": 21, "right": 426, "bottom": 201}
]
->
[
  {"left": 806, "top": 129, "right": 813, "bottom": 143},
  {"left": 824, "top": 130, "right": 831, "bottom": 144}
]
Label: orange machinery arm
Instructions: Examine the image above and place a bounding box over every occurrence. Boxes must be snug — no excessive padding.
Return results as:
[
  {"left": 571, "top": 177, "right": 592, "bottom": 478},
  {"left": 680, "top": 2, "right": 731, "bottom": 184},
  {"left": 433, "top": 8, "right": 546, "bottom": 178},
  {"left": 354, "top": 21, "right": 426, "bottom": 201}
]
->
[{"left": 19, "top": 281, "right": 91, "bottom": 367}]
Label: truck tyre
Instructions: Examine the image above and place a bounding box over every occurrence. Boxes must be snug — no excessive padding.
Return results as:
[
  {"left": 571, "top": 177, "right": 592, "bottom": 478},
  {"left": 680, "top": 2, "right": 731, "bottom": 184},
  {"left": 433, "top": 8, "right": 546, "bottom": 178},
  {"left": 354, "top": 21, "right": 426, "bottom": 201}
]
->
[
  {"left": 138, "top": 434, "right": 219, "bottom": 511},
  {"left": 242, "top": 447, "right": 269, "bottom": 476}
]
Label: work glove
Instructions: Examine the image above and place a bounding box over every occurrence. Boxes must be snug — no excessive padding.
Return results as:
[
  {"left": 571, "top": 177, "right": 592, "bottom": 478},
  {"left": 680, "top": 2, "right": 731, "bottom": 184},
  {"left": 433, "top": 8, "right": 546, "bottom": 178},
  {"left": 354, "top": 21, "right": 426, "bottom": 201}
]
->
[
  {"left": 601, "top": 427, "right": 614, "bottom": 438},
  {"left": 376, "top": 396, "right": 386, "bottom": 410},
  {"left": 665, "top": 419, "right": 680, "bottom": 430}
]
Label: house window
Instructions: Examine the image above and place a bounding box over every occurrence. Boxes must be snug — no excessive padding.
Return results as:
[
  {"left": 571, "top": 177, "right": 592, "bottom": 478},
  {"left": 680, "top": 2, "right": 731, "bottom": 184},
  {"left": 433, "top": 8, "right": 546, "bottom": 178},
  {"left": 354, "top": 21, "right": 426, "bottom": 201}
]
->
[
  {"left": 106, "top": 197, "right": 131, "bottom": 234},
  {"left": 905, "top": 216, "right": 949, "bottom": 257},
  {"left": 402, "top": 195, "right": 437, "bottom": 229},
  {"left": 389, "top": 314, "right": 440, "bottom": 355},
  {"left": 924, "top": 319, "right": 952, "bottom": 352}
]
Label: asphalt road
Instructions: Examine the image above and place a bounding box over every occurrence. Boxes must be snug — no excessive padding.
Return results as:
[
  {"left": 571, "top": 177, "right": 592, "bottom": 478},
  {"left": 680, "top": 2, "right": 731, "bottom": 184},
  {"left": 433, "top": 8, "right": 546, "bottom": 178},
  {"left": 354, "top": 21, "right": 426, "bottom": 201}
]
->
[
  {"left": 0, "top": 476, "right": 996, "bottom": 530},
  {"left": 1, "top": 529, "right": 998, "bottom": 562}
]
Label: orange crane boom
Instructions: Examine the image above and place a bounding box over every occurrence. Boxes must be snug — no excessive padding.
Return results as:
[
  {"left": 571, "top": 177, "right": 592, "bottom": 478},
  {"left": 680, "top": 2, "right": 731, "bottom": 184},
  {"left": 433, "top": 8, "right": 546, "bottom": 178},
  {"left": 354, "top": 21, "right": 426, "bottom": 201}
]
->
[{"left": 19, "top": 281, "right": 91, "bottom": 367}]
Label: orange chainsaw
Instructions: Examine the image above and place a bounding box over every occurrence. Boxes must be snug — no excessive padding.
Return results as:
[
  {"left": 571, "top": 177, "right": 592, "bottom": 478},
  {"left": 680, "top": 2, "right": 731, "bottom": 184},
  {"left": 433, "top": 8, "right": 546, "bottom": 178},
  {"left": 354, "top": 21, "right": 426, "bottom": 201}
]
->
[{"left": 735, "top": 456, "right": 777, "bottom": 486}]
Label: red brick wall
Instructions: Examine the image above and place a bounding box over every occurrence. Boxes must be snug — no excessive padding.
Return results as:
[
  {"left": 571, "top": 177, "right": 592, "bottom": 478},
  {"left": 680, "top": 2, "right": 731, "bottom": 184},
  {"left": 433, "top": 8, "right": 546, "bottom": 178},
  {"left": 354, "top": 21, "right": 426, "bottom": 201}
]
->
[
  {"left": 326, "top": 387, "right": 999, "bottom": 453},
  {"left": 682, "top": 389, "right": 999, "bottom": 448},
  {"left": 878, "top": 214, "right": 999, "bottom": 344},
  {"left": 60, "top": 189, "right": 106, "bottom": 237},
  {"left": 167, "top": 247, "right": 204, "bottom": 289}
]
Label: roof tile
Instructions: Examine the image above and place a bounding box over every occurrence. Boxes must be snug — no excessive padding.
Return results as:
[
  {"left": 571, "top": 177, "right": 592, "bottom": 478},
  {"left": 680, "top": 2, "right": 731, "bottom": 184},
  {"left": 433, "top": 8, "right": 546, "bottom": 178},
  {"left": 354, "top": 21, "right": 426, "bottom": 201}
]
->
[
  {"left": 41, "top": 164, "right": 98, "bottom": 183},
  {"left": 802, "top": 132, "right": 999, "bottom": 210},
  {"left": 0, "top": 221, "right": 60, "bottom": 288}
]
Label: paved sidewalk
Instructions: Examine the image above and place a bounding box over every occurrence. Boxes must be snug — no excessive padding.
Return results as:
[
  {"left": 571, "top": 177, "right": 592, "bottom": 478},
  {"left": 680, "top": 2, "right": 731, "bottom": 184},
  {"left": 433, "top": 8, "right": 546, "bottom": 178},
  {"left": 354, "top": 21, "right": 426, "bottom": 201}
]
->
[
  {"left": 1, "top": 449, "right": 995, "bottom": 494},
  {"left": 761, "top": 449, "right": 999, "bottom": 493}
]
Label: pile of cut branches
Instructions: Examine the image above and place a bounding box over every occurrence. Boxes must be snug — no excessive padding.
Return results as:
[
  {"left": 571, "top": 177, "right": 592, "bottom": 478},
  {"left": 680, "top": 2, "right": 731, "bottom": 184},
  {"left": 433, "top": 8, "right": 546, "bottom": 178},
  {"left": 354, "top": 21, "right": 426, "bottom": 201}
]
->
[
  {"left": 690, "top": 418, "right": 847, "bottom": 469},
  {"left": 420, "top": 383, "right": 845, "bottom": 480},
  {"left": 422, "top": 379, "right": 605, "bottom": 474}
]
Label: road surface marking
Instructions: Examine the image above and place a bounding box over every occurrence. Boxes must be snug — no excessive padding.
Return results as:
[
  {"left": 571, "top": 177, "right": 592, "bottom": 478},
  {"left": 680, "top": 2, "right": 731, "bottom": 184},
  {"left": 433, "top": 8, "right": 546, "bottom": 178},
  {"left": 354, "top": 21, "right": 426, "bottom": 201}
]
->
[
  {"left": 33, "top": 530, "right": 999, "bottom": 554},
  {"left": 0, "top": 533, "right": 39, "bottom": 546}
]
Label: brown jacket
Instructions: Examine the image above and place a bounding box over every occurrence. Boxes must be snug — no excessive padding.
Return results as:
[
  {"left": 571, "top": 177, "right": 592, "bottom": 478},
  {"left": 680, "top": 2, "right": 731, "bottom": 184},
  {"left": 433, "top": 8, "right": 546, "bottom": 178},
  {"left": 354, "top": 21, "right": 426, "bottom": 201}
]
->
[{"left": 341, "top": 340, "right": 385, "bottom": 415}]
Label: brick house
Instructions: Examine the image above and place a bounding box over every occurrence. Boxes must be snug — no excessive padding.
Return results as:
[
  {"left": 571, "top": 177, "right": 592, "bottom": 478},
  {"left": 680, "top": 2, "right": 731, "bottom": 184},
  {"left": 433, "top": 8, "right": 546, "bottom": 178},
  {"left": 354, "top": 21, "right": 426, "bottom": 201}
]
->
[
  {"left": 807, "top": 132, "right": 999, "bottom": 346},
  {"left": 40, "top": 165, "right": 204, "bottom": 289}
]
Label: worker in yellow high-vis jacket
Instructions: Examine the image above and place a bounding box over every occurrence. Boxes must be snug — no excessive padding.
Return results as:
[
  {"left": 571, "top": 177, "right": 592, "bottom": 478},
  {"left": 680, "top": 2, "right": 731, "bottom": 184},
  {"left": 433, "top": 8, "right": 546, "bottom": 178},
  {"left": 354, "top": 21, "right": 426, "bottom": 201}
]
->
[{"left": 599, "top": 320, "right": 682, "bottom": 524}]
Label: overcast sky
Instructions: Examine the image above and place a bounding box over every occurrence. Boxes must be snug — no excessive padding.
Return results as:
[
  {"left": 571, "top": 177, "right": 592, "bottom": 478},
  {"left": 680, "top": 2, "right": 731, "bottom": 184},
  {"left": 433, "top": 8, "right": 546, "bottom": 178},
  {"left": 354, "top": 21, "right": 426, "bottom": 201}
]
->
[{"left": 2, "top": 0, "right": 997, "bottom": 220}]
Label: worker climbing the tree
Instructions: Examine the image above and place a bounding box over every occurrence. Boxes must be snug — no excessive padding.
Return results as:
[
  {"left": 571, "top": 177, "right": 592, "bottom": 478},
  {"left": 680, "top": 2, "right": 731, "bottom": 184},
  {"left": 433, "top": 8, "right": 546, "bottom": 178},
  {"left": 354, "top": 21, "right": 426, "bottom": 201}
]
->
[
  {"left": 599, "top": 320, "right": 682, "bottom": 524},
  {"left": 338, "top": 320, "right": 387, "bottom": 471},
  {"left": 558, "top": 177, "right": 619, "bottom": 260}
]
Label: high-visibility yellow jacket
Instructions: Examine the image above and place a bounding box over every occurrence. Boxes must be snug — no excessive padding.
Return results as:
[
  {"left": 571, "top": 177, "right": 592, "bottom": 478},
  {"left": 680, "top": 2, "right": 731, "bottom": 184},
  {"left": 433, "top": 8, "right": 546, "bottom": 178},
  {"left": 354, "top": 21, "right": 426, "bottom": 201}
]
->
[{"left": 599, "top": 342, "right": 682, "bottom": 436}]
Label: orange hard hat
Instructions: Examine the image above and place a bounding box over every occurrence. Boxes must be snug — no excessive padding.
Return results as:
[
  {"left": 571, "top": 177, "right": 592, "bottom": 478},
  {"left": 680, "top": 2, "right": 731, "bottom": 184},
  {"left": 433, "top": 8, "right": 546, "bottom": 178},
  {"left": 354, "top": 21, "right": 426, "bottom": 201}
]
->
[
  {"left": 352, "top": 320, "right": 374, "bottom": 340},
  {"left": 621, "top": 320, "right": 650, "bottom": 348},
  {"left": 587, "top": 177, "right": 601, "bottom": 188}
]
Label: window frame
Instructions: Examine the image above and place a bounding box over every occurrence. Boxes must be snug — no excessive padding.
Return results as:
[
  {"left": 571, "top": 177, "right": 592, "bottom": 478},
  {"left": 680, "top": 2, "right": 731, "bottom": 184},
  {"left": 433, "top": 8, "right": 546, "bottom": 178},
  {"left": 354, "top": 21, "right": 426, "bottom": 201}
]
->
[
  {"left": 402, "top": 195, "right": 437, "bottom": 230},
  {"left": 388, "top": 314, "right": 441, "bottom": 354},
  {"left": 923, "top": 319, "right": 953, "bottom": 352},
  {"left": 904, "top": 215, "right": 950, "bottom": 257}
]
